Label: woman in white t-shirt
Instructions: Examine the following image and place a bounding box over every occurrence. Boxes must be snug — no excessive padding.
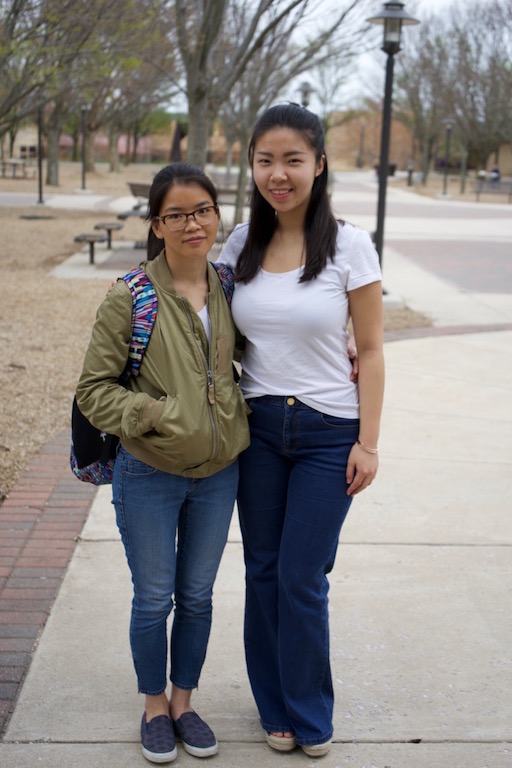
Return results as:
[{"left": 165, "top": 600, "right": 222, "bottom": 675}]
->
[{"left": 219, "top": 104, "right": 384, "bottom": 758}]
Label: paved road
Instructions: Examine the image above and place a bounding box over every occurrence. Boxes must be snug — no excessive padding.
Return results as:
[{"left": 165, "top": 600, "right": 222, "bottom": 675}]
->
[{"left": 330, "top": 172, "right": 512, "bottom": 330}]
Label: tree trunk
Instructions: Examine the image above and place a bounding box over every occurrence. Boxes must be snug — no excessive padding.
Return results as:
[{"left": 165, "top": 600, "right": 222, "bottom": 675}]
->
[
  {"left": 45, "top": 123, "right": 60, "bottom": 186},
  {"left": 420, "top": 148, "right": 429, "bottom": 185},
  {"left": 186, "top": 95, "right": 211, "bottom": 168},
  {"left": 234, "top": 139, "right": 250, "bottom": 226},
  {"left": 460, "top": 148, "right": 468, "bottom": 194},
  {"left": 225, "top": 141, "right": 234, "bottom": 185},
  {"left": 85, "top": 131, "right": 95, "bottom": 173},
  {"left": 71, "top": 126, "right": 79, "bottom": 162},
  {"left": 420, "top": 137, "right": 436, "bottom": 185},
  {"left": 109, "top": 126, "right": 120, "bottom": 172},
  {"left": 131, "top": 126, "right": 139, "bottom": 164},
  {"left": 45, "top": 106, "right": 62, "bottom": 186},
  {"left": 123, "top": 130, "right": 131, "bottom": 166},
  {"left": 9, "top": 126, "right": 17, "bottom": 158}
]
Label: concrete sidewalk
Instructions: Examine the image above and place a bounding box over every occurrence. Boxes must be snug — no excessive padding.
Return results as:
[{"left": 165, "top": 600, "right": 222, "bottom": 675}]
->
[{"left": 1, "top": 173, "right": 511, "bottom": 767}]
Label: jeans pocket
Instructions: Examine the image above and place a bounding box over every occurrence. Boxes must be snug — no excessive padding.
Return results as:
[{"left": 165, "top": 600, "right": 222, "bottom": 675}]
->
[
  {"left": 319, "top": 414, "right": 360, "bottom": 430},
  {"left": 122, "top": 450, "right": 158, "bottom": 477}
]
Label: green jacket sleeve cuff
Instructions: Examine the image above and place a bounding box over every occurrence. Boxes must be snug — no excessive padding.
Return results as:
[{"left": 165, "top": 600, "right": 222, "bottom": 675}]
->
[{"left": 140, "top": 397, "right": 166, "bottom": 434}]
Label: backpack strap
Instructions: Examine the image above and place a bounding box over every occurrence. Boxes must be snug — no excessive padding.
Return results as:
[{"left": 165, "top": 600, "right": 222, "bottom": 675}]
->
[
  {"left": 121, "top": 268, "right": 158, "bottom": 377},
  {"left": 211, "top": 262, "right": 235, "bottom": 307},
  {"left": 119, "top": 264, "right": 229, "bottom": 379}
]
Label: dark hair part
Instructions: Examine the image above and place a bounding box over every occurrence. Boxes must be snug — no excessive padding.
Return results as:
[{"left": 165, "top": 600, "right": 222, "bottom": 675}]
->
[
  {"left": 235, "top": 103, "right": 338, "bottom": 283},
  {"left": 146, "top": 162, "right": 219, "bottom": 260}
]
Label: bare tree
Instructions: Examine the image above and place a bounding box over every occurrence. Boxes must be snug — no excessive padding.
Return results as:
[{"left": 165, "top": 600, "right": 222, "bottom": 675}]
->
[
  {"left": 312, "top": 43, "right": 360, "bottom": 132},
  {"left": 0, "top": 0, "right": 177, "bottom": 182},
  {"left": 61, "top": 0, "right": 174, "bottom": 176},
  {"left": 449, "top": 0, "right": 512, "bottom": 170},
  {"left": 395, "top": 0, "right": 512, "bottom": 183},
  {"left": 0, "top": 0, "right": 54, "bottom": 146},
  {"left": 172, "top": 0, "right": 371, "bottom": 168},
  {"left": 213, "top": 0, "right": 374, "bottom": 222},
  {"left": 395, "top": 13, "right": 453, "bottom": 183}
]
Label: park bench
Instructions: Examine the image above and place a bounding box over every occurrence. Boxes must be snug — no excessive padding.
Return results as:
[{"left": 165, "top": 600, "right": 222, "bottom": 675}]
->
[
  {"left": 474, "top": 179, "right": 512, "bottom": 203},
  {"left": 128, "top": 182, "right": 151, "bottom": 207},
  {"left": 117, "top": 182, "right": 151, "bottom": 221},
  {"left": 119, "top": 178, "right": 251, "bottom": 225}
]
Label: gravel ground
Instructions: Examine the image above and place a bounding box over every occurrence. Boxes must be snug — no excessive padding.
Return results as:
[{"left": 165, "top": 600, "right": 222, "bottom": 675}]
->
[{"left": 0, "top": 162, "right": 431, "bottom": 501}]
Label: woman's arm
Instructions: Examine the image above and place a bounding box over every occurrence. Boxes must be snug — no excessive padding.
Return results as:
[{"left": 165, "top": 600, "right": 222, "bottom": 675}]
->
[
  {"left": 76, "top": 284, "right": 164, "bottom": 438},
  {"left": 345, "top": 280, "right": 384, "bottom": 496}
]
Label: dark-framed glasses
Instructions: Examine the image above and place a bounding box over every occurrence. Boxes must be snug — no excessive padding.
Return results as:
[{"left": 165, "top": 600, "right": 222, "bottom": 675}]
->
[{"left": 156, "top": 205, "right": 218, "bottom": 231}]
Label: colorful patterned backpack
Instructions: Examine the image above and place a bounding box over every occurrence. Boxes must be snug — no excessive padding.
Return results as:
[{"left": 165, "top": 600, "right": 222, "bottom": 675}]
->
[{"left": 70, "top": 262, "right": 234, "bottom": 485}]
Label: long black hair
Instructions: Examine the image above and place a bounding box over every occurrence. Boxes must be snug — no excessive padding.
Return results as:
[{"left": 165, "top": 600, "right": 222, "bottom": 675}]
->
[
  {"left": 235, "top": 104, "right": 338, "bottom": 283},
  {"left": 146, "top": 162, "right": 219, "bottom": 260}
]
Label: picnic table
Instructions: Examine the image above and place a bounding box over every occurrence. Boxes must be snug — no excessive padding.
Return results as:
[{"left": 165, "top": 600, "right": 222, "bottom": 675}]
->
[
  {"left": 74, "top": 233, "right": 108, "bottom": 264},
  {"left": 1, "top": 159, "right": 28, "bottom": 179}
]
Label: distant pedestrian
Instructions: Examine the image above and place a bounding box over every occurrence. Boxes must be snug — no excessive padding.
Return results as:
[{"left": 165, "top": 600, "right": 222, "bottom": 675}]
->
[
  {"left": 76, "top": 162, "right": 250, "bottom": 763},
  {"left": 219, "top": 104, "right": 384, "bottom": 758},
  {"left": 490, "top": 165, "right": 501, "bottom": 183}
]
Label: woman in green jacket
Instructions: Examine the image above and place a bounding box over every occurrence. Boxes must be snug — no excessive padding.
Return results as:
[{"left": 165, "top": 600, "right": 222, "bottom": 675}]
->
[{"left": 76, "top": 163, "right": 249, "bottom": 764}]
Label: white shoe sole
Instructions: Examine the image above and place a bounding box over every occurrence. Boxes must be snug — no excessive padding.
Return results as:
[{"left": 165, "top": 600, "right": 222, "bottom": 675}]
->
[
  {"left": 142, "top": 744, "right": 177, "bottom": 763},
  {"left": 301, "top": 739, "right": 332, "bottom": 757},
  {"left": 182, "top": 741, "right": 218, "bottom": 757}
]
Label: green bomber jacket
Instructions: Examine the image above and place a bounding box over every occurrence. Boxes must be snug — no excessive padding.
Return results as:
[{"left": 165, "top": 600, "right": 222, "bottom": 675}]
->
[{"left": 76, "top": 252, "right": 250, "bottom": 478}]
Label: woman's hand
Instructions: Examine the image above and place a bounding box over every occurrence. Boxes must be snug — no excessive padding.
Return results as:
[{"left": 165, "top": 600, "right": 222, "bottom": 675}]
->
[
  {"left": 346, "top": 442, "right": 378, "bottom": 496},
  {"left": 348, "top": 340, "right": 358, "bottom": 382}
]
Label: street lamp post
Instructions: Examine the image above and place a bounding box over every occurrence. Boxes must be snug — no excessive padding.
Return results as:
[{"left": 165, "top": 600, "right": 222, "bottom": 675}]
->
[
  {"left": 80, "top": 105, "right": 87, "bottom": 191},
  {"left": 367, "top": 2, "right": 419, "bottom": 268},
  {"left": 442, "top": 118, "right": 454, "bottom": 197},
  {"left": 298, "top": 81, "right": 312, "bottom": 108},
  {"left": 357, "top": 122, "right": 366, "bottom": 169},
  {"left": 37, "top": 106, "right": 44, "bottom": 205}
]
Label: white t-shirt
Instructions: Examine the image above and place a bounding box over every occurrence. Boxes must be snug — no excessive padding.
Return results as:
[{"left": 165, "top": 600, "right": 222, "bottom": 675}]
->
[
  {"left": 197, "top": 304, "right": 211, "bottom": 343},
  {"left": 219, "top": 221, "right": 381, "bottom": 418}
]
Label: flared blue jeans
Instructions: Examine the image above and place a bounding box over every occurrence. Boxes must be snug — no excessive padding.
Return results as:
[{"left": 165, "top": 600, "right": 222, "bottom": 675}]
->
[{"left": 237, "top": 396, "right": 358, "bottom": 746}]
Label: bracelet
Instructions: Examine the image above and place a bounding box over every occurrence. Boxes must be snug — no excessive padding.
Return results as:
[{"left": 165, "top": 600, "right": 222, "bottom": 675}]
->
[{"left": 357, "top": 439, "right": 379, "bottom": 455}]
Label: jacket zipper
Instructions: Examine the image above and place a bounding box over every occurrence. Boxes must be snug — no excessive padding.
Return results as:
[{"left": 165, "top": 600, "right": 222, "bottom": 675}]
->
[{"left": 181, "top": 297, "right": 218, "bottom": 461}]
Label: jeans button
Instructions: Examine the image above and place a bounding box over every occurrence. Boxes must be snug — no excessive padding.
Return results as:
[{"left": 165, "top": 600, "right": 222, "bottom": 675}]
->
[{"left": 286, "top": 397, "right": 295, "bottom": 406}]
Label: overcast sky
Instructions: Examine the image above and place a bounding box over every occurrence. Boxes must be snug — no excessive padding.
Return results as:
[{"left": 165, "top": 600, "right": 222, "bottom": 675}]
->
[
  {"left": 406, "top": 0, "right": 494, "bottom": 13},
  {"left": 289, "top": 0, "right": 499, "bottom": 110}
]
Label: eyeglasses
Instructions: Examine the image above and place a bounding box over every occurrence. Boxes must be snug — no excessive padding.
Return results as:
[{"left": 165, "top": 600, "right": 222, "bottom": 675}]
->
[{"left": 155, "top": 205, "right": 219, "bottom": 231}]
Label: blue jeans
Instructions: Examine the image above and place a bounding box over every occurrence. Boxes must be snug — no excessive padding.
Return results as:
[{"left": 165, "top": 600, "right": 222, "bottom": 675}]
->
[
  {"left": 237, "top": 396, "right": 358, "bottom": 746},
  {"left": 113, "top": 446, "right": 238, "bottom": 695}
]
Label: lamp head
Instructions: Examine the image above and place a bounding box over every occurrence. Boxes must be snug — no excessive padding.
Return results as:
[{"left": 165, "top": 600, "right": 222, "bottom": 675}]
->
[
  {"left": 298, "top": 81, "right": 312, "bottom": 108},
  {"left": 367, "top": 1, "right": 420, "bottom": 55}
]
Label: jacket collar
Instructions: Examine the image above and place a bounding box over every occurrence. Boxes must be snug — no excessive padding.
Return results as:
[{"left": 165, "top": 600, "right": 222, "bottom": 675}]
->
[{"left": 147, "top": 250, "right": 222, "bottom": 300}]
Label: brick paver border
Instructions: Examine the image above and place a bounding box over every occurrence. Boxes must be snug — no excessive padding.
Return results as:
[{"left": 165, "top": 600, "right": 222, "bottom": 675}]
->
[{"left": 0, "top": 430, "right": 96, "bottom": 737}]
